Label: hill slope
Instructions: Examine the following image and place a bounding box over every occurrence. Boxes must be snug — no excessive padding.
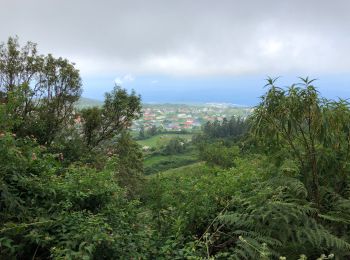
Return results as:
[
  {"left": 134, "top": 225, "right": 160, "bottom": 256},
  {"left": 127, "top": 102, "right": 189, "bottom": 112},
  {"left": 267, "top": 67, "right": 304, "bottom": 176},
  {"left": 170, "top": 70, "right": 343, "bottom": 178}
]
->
[{"left": 76, "top": 97, "right": 103, "bottom": 109}]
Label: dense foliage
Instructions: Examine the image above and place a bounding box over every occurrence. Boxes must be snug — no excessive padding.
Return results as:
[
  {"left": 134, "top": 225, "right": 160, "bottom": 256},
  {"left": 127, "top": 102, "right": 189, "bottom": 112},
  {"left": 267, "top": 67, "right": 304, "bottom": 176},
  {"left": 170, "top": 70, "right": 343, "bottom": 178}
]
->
[
  {"left": 0, "top": 133, "right": 153, "bottom": 259},
  {"left": 1, "top": 37, "right": 350, "bottom": 259},
  {"left": 198, "top": 116, "right": 249, "bottom": 141},
  {"left": 198, "top": 142, "right": 239, "bottom": 168}
]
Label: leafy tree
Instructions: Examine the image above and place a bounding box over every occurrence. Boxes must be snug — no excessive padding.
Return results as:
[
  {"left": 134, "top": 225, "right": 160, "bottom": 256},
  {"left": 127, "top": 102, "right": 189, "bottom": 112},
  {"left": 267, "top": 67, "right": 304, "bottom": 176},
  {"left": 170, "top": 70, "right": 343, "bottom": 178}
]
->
[
  {"left": 80, "top": 86, "right": 141, "bottom": 148},
  {"left": 0, "top": 36, "right": 82, "bottom": 145},
  {"left": 199, "top": 142, "right": 239, "bottom": 168},
  {"left": 80, "top": 106, "right": 102, "bottom": 147},
  {"left": 147, "top": 125, "right": 159, "bottom": 137},
  {"left": 252, "top": 77, "right": 350, "bottom": 207},
  {"left": 139, "top": 125, "right": 145, "bottom": 139},
  {"left": 195, "top": 116, "right": 249, "bottom": 144},
  {"left": 162, "top": 137, "right": 187, "bottom": 155},
  {"left": 111, "top": 131, "right": 144, "bottom": 198}
]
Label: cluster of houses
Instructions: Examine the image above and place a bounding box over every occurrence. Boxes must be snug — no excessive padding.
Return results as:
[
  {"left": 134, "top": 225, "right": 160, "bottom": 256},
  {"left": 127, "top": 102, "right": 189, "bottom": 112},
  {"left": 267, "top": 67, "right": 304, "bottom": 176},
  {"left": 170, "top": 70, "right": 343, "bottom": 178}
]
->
[{"left": 131, "top": 104, "right": 251, "bottom": 132}]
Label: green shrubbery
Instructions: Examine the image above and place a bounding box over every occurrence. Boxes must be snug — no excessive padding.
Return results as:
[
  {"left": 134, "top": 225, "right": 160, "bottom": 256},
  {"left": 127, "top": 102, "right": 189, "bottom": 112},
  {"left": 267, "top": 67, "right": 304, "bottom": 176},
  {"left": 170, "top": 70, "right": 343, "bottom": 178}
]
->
[
  {"left": 0, "top": 37, "right": 149, "bottom": 259},
  {"left": 0, "top": 133, "right": 154, "bottom": 259},
  {"left": 198, "top": 142, "right": 239, "bottom": 168},
  {"left": 0, "top": 133, "right": 158, "bottom": 259}
]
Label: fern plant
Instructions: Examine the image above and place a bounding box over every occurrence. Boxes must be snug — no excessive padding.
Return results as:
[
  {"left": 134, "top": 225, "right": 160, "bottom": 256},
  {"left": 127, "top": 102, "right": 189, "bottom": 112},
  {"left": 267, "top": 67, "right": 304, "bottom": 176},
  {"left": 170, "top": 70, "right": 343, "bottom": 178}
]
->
[{"left": 208, "top": 175, "right": 350, "bottom": 259}]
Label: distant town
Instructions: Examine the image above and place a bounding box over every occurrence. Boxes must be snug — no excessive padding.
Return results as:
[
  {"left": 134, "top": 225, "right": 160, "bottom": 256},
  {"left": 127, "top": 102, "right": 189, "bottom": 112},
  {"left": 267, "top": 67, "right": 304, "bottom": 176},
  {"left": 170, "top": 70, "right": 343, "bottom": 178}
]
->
[
  {"left": 131, "top": 103, "right": 252, "bottom": 132},
  {"left": 76, "top": 98, "right": 252, "bottom": 133}
]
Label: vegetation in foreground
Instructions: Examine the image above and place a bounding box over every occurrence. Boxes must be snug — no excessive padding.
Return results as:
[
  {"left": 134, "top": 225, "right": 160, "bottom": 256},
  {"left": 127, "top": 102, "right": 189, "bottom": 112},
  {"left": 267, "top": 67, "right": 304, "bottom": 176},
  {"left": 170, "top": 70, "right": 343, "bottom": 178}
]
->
[{"left": 1, "top": 37, "right": 350, "bottom": 259}]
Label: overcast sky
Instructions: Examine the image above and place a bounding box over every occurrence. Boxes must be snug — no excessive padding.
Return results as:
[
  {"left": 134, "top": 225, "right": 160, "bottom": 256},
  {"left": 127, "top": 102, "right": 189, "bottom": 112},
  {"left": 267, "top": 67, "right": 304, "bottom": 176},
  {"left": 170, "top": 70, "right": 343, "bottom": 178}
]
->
[{"left": 1, "top": 0, "right": 350, "bottom": 103}]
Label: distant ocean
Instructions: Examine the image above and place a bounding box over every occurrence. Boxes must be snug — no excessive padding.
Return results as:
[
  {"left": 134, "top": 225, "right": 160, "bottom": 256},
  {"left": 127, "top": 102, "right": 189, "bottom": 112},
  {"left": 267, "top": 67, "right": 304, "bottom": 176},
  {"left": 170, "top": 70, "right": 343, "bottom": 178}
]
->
[{"left": 82, "top": 74, "right": 350, "bottom": 107}]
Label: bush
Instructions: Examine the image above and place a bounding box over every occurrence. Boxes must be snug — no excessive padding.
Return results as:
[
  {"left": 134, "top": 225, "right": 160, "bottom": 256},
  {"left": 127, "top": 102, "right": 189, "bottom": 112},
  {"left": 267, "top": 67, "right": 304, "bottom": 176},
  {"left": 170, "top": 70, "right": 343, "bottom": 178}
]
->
[
  {"left": 162, "top": 137, "right": 187, "bottom": 155},
  {"left": 0, "top": 133, "right": 153, "bottom": 259},
  {"left": 199, "top": 142, "right": 239, "bottom": 168}
]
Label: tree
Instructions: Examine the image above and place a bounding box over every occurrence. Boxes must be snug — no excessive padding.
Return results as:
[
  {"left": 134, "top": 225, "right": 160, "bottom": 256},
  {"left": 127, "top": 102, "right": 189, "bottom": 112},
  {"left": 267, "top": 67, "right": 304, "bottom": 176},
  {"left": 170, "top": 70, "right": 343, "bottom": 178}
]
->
[
  {"left": 201, "top": 116, "right": 248, "bottom": 140},
  {"left": 147, "top": 125, "right": 158, "bottom": 137},
  {"left": 199, "top": 142, "right": 239, "bottom": 168},
  {"left": 80, "top": 106, "right": 102, "bottom": 147},
  {"left": 162, "top": 137, "right": 186, "bottom": 155},
  {"left": 0, "top": 36, "right": 82, "bottom": 144},
  {"left": 139, "top": 125, "right": 145, "bottom": 139},
  {"left": 112, "top": 131, "right": 144, "bottom": 198},
  {"left": 252, "top": 77, "right": 350, "bottom": 207},
  {"left": 80, "top": 86, "right": 141, "bottom": 148}
]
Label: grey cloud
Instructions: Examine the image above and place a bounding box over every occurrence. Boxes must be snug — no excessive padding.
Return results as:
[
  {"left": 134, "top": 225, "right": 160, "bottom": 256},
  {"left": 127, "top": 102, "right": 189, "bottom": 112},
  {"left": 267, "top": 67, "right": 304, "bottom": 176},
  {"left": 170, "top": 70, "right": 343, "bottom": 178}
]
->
[{"left": 1, "top": 0, "right": 349, "bottom": 75}]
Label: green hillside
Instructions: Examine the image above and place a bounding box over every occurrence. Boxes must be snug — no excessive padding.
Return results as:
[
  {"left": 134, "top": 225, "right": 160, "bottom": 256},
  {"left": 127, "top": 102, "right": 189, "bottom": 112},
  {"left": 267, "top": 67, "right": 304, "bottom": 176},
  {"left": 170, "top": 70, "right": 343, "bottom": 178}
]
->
[
  {"left": 76, "top": 97, "right": 103, "bottom": 108},
  {"left": 137, "top": 133, "right": 193, "bottom": 148}
]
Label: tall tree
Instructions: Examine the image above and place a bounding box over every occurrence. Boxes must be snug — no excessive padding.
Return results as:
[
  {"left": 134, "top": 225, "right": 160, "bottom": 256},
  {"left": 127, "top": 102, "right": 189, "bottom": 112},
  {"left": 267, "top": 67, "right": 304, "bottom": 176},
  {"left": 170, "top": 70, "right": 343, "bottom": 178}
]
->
[
  {"left": 113, "top": 131, "right": 144, "bottom": 198},
  {"left": 80, "top": 86, "right": 142, "bottom": 148},
  {"left": 252, "top": 77, "right": 350, "bottom": 206},
  {"left": 0, "top": 36, "right": 82, "bottom": 144}
]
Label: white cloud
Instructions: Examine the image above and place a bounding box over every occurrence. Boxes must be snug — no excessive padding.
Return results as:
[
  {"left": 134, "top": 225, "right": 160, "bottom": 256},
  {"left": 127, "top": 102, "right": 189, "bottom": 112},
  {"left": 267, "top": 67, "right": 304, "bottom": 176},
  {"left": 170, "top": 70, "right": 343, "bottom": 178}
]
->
[
  {"left": 114, "top": 78, "right": 123, "bottom": 86},
  {"left": 3, "top": 0, "right": 350, "bottom": 76},
  {"left": 114, "top": 73, "right": 135, "bottom": 86},
  {"left": 123, "top": 73, "right": 135, "bottom": 82}
]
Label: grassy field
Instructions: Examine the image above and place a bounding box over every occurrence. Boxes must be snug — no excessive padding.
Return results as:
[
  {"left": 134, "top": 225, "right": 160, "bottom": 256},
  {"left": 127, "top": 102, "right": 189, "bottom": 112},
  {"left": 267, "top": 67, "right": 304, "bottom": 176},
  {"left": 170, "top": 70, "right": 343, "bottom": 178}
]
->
[
  {"left": 137, "top": 133, "right": 193, "bottom": 148},
  {"left": 143, "top": 149, "right": 198, "bottom": 175},
  {"left": 137, "top": 133, "right": 197, "bottom": 175},
  {"left": 153, "top": 162, "right": 205, "bottom": 178}
]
